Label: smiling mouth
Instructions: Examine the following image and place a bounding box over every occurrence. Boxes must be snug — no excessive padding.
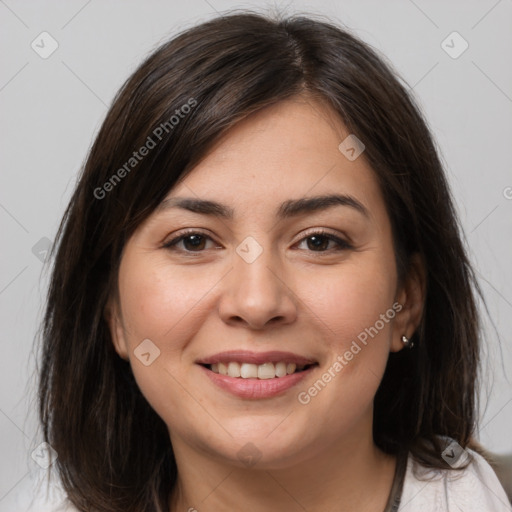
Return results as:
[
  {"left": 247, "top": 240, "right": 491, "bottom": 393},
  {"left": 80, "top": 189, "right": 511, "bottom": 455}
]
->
[{"left": 201, "top": 362, "right": 318, "bottom": 379}]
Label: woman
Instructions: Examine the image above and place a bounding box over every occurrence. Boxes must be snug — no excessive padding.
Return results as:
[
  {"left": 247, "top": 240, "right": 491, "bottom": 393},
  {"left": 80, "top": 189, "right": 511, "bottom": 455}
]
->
[{"left": 20, "top": 11, "right": 511, "bottom": 512}]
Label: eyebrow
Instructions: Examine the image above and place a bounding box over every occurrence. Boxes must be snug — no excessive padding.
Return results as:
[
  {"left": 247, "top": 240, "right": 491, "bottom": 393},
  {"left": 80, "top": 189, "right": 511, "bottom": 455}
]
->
[{"left": 157, "top": 194, "right": 369, "bottom": 220}]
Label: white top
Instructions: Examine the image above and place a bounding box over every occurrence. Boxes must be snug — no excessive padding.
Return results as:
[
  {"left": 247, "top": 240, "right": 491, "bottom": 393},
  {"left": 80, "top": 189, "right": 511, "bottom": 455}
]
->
[
  {"left": 399, "top": 448, "right": 512, "bottom": 511},
  {"left": 4, "top": 449, "right": 511, "bottom": 511}
]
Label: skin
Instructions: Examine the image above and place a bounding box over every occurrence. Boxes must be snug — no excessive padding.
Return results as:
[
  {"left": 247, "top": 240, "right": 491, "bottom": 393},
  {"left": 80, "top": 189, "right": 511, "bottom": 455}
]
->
[{"left": 107, "top": 94, "right": 425, "bottom": 512}]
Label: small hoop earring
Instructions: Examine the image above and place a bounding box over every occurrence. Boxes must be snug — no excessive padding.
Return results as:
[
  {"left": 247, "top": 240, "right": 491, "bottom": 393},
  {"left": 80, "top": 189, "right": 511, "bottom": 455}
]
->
[{"left": 401, "top": 334, "right": 414, "bottom": 349}]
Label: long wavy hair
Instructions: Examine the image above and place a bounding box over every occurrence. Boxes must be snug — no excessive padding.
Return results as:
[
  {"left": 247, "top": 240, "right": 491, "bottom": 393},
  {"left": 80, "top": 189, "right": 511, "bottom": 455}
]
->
[{"left": 38, "top": 10, "right": 483, "bottom": 511}]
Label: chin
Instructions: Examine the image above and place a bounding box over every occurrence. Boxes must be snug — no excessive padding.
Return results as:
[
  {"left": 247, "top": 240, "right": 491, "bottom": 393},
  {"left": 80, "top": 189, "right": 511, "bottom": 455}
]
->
[{"left": 200, "top": 428, "right": 314, "bottom": 470}]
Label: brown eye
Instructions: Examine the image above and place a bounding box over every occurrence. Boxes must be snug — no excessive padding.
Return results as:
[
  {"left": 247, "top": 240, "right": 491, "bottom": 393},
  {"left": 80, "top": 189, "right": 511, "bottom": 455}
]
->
[
  {"left": 305, "top": 234, "right": 331, "bottom": 251},
  {"left": 179, "top": 234, "right": 207, "bottom": 251},
  {"left": 296, "top": 231, "right": 352, "bottom": 252},
  {"left": 163, "top": 231, "right": 217, "bottom": 252}
]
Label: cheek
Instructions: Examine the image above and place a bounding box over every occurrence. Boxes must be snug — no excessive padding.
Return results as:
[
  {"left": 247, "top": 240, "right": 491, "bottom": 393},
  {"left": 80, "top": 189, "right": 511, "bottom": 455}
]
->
[
  {"left": 303, "top": 257, "right": 397, "bottom": 348},
  {"left": 118, "top": 257, "right": 214, "bottom": 344},
  {"left": 292, "top": 260, "right": 396, "bottom": 436},
  {"left": 116, "top": 257, "right": 214, "bottom": 425}
]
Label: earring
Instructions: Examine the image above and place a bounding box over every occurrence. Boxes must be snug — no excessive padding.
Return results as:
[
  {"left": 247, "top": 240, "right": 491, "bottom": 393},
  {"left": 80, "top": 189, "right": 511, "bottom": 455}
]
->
[{"left": 401, "top": 334, "right": 414, "bottom": 349}]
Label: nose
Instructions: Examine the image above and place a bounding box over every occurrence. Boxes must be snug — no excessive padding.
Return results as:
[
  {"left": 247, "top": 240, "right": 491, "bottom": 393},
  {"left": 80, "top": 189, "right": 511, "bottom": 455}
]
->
[{"left": 218, "top": 244, "right": 298, "bottom": 330}]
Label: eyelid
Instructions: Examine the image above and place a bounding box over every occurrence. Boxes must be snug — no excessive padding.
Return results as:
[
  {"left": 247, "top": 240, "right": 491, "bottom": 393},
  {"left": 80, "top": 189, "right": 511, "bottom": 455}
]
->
[
  {"left": 296, "top": 227, "right": 352, "bottom": 246},
  {"left": 161, "top": 228, "right": 218, "bottom": 250},
  {"left": 162, "top": 227, "right": 353, "bottom": 253}
]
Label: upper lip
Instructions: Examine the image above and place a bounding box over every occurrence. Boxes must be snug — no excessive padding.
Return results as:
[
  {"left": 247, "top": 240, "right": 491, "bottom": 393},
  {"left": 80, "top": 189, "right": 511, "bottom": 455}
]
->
[{"left": 196, "top": 350, "right": 317, "bottom": 366}]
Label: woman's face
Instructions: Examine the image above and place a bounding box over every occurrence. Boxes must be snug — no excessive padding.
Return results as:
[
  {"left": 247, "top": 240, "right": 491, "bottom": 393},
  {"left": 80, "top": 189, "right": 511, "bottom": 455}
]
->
[{"left": 108, "top": 96, "right": 421, "bottom": 469}]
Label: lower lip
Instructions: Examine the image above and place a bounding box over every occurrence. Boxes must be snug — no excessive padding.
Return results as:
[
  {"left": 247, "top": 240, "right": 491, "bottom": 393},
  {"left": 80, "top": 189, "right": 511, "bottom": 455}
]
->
[{"left": 199, "top": 364, "right": 316, "bottom": 399}]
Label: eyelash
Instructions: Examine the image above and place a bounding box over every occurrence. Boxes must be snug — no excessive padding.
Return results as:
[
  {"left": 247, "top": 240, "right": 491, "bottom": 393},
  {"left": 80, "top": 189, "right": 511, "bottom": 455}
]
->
[{"left": 162, "top": 229, "right": 352, "bottom": 255}]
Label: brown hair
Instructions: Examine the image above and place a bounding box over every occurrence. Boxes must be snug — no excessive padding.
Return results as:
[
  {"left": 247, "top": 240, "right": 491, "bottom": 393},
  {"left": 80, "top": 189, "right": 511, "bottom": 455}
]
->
[{"left": 38, "top": 10, "right": 483, "bottom": 511}]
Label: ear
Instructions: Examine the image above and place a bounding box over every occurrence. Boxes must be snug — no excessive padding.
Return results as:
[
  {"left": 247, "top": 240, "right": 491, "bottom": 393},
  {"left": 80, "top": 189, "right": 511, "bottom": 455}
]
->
[
  {"left": 104, "top": 297, "right": 130, "bottom": 361},
  {"left": 390, "top": 253, "right": 426, "bottom": 352}
]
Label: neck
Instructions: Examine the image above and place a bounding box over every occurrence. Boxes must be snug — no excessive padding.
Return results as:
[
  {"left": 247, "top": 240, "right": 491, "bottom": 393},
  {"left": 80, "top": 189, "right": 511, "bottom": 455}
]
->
[{"left": 169, "top": 431, "right": 397, "bottom": 512}]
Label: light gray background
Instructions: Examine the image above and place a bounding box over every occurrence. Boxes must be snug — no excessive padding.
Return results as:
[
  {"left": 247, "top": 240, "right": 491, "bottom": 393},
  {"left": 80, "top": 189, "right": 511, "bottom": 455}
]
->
[{"left": 1, "top": 0, "right": 511, "bottom": 505}]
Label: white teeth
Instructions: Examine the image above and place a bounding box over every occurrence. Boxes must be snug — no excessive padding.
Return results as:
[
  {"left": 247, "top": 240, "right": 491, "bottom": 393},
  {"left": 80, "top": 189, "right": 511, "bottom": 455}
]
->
[
  {"left": 227, "top": 362, "right": 241, "bottom": 378},
  {"left": 240, "top": 363, "right": 258, "bottom": 378},
  {"left": 275, "top": 362, "right": 287, "bottom": 377},
  {"left": 258, "top": 362, "right": 275, "bottom": 379},
  {"left": 208, "top": 361, "right": 311, "bottom": 379}
]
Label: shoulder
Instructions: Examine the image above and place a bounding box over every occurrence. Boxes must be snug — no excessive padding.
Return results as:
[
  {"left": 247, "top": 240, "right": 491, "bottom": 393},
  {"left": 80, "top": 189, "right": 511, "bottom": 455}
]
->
[
  {"left": 2, "top": 466, "right": 78, "bottom": 512},
  {"left": 399, "top": 445, "right": 512, "bottom": 512}
]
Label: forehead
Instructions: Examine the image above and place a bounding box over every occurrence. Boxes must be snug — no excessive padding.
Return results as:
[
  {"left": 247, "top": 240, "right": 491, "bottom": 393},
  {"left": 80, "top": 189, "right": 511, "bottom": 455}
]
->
[
  {"left": 163, "top": 96, "right": 386, "bottom": 225},
  {"left": 188, "top": 96, "right": 350, "bottom": 180}
]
